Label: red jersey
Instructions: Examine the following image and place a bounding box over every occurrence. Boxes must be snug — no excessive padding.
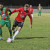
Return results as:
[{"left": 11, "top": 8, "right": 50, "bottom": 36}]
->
[
  {"left": 28, "top": 7, "right": 33, "bottom": 13},
  {"left": 11, "top": 7, "right": 32, "bottom": 25}
]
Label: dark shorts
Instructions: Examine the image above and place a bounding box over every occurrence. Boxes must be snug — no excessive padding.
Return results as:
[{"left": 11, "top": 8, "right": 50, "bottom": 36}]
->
[{"left": 13, "top": 20, "right": 24, "bottom": 28}]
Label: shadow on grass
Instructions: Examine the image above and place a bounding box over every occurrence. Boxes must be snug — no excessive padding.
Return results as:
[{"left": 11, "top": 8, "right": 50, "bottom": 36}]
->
[{"left": 15, "top": 37, "right": 47, "bottom": 40}]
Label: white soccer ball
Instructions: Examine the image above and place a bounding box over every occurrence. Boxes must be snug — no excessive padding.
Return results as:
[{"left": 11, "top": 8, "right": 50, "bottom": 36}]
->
[{"left": 7, "top": 38, "right": 12, "bottom": 43}]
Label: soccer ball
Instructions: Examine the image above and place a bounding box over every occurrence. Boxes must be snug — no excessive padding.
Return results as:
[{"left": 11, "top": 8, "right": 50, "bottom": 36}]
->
[{"left": 7, "top": 38, "right": 12, "bottom": 43}]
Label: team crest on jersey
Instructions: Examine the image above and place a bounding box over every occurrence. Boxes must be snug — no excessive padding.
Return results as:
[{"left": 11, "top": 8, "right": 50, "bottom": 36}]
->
[
  {"left": 21, "top": 12, "right": 27, "bottom": 16},
  {"left": 2, "top": 14, "right": 5, "bottom": 17},
  {"left": 20, "top": 15, "right": 24, "bottom": 17}
]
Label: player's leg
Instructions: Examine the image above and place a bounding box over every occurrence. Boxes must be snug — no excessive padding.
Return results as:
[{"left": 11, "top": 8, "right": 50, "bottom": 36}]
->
[
  {"left": 12, "top": 27, "right": 17, "bottom": 34},
  {"left": 39, "top": 13, "right": 41, "bottom": 16},
  {"left": 12, "top": 27, "right": 21, "bottom": 40},
  {"left": 40, "top": 13, "right": 41, "bottom": 16},
  {"left": 12, "top": 20, "right": 18, "bottom": 40},
  {"left": 0, "top": 20, "right": 5, "bottom": 40},
  {"left": 8, "top": 28, "right": 12, "bottom": 39},
  {"left": 12, "top": 22, "right": 24, "bottom": 40},
  {"left": 12, "top": 20, "right": 18, "bottom": 34},
  {"left": 39, "top": 11, "right": 41, "bottom": 16},
  {"left": 6, "top": 20, "right": 12, "bottom": 39},
  {"left": 0, "top": 25, "right": 2, "bottom": 40},
  {"left": 38, "top": 11, "right": 40, "bottom": 16}
]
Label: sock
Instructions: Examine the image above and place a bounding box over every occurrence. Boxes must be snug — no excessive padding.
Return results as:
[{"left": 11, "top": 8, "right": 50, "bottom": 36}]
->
[
  {"left": 9, "top": 30, "right": 12, "bottom": 38},
  {"left": 13, "top": 30, "right": 19, "bottom": 40},
  {"left": 0, "top": 28, "right": 2, "bottom": 38}
]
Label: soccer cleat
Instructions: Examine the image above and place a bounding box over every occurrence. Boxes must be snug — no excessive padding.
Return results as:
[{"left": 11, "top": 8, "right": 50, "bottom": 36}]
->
[{"left": 0, "top": 37, "right": 3, "bottom": 40}]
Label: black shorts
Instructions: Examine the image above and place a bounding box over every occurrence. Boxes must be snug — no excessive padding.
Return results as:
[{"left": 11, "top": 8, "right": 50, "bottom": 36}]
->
[{"left": 13, "top": 20, "right": 24, "bottom": 28}]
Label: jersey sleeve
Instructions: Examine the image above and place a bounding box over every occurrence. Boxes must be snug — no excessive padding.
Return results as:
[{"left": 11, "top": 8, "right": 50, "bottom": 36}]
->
[
  {"left": 28, "top": 14, "right": 32, "bottom": 25},
  {"left": 30, "top": 8, "right": 33, "bottom": 13},
  {"left": 4, "top": 7, "right": 11, "bottom": 12},
  {"left": 11, "top": 8, "right": 21, "bottom": 14},
  {"left": 4, "top": 7, "right": 11, "bottom": 15}
]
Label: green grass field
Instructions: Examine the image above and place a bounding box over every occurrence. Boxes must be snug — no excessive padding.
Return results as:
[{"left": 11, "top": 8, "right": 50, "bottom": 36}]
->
[{"left": 0, "top": 13, "right": 50, "bottom": 50}]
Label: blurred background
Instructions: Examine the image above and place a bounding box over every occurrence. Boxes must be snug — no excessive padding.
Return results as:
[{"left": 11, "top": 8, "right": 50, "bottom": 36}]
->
[{"left": 0, "top": 0, "right": 50, "bottom": 12}]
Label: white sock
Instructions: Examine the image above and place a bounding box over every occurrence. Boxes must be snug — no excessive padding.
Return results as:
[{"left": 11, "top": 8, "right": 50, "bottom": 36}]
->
[{"left": 13, "top": 30, "right": 19, "bottom": 40}]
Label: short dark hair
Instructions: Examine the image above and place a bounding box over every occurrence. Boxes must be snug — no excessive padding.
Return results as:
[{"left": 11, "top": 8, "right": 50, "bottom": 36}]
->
[{"left": 24, "top": 4, "right": 29, "bottom": 7}]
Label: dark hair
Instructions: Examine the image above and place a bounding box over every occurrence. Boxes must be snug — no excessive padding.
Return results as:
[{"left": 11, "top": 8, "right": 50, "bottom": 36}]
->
[{"left": 24, "top": 4, "right": 29, "bottom": 7}]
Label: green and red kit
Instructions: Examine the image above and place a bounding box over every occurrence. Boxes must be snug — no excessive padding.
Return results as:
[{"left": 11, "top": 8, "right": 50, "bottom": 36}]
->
[{"left": 0, "top": 7, "right": 11, "bottom": 29}]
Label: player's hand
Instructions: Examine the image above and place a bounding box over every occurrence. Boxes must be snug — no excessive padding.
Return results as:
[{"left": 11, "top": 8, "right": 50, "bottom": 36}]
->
[{"left": 30, "top": 25, "right": 32, "bottom": 28}]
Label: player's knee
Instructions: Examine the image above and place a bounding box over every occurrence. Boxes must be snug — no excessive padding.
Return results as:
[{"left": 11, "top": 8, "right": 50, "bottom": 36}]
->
[
  {"left": 0, "top": 25, "right": 2, "bottom": 28},
  {"left": 18, "top": 27, "right": 22, "bottom": 31}
]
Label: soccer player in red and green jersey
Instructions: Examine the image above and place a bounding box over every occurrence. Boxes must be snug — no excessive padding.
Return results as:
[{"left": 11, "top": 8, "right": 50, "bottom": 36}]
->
[{"left": 0, "top": 4, "right": 12, "bottom": 40}]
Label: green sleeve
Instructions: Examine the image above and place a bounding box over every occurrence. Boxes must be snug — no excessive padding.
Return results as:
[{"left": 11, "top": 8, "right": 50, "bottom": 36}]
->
[{"left": 7, "top": 9, "right": 11, "bottom": 13}]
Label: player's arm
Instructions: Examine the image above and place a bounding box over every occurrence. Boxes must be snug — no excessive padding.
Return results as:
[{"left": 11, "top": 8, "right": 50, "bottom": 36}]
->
[
  {"left": 7, "top": 8, "right": 11, "bottom": 15},
  {"left": 30, "top": 9, "right": 33, "bottom": 18},
  {"left": 4, "top": 7, "right": 11, "bottom": 15},
  {"left": 29, "top": 7, "right": 33, "bottom": 17},
  {"left": 31, "top": 13, "right": 33, "bottom": 18},
  {"left": 30, "top": 8, "right": 33, "bottom": 14},
  {"left": 28, "top": 14, "right": 32, "bottom": 28},
  {"left": 11, "top": 8, "right": 21, "bottom": 14}
]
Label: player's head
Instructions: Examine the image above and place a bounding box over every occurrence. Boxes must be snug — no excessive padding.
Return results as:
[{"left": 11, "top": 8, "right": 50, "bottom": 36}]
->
[
  {"left": 24, "top": 4, "right": 29, "bottom": 11},
  {"left": 30, "top": 5, "right": 32, "bottom": 7},
  {"left": 0, "top": 4, "right": 3, "bottom": 10},
  {"left": 39, "top": 4, "right": 41, "bottom": 6}
]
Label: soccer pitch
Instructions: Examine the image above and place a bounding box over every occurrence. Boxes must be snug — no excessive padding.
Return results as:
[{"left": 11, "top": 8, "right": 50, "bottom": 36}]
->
[{"left": 0, "top": 13, "right": 50, "bottom": 50}]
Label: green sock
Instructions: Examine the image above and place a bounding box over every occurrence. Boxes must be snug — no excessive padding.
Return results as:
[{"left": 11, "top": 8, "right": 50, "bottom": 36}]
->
[{"left": 0, "top": 28, "right": 2, "bottom": 37}]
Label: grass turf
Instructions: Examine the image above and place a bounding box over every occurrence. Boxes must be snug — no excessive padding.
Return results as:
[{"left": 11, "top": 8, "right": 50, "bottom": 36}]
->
[{"left": 0, "top": 13, "right": 50, "bottom": 50}]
